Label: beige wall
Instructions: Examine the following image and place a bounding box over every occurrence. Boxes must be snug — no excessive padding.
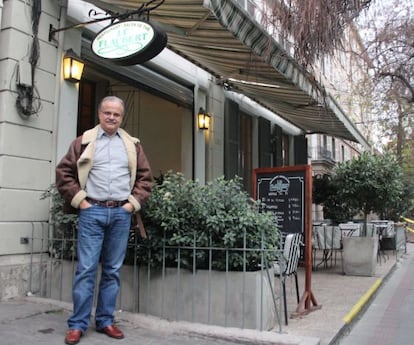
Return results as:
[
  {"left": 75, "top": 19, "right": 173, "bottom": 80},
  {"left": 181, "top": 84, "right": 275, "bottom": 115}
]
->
[{"left": 0, "top": 0, "right": 63, "bottom": 255}]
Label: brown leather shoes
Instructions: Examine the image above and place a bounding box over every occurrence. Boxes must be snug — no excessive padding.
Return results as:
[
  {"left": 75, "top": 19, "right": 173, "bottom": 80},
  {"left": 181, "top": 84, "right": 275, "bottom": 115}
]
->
[
  {"left": 64, "top": 329, "right": 82, "bottom": 345},
  {"left": 97, "top": 324, "right": 124, "bottom": 339}
]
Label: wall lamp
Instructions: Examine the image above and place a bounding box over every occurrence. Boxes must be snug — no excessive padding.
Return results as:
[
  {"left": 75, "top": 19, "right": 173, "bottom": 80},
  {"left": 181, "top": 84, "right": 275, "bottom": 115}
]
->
[
  {"left": 197, "top": 108, "right": 211, "bottom": 130},
  {"left": 63, "top": 49, "right": 85, "bottom": 83}
]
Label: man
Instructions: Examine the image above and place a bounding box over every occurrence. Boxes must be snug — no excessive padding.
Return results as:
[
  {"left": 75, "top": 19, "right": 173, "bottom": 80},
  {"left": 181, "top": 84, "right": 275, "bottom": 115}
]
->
[{"left": 56, "top": 96, "right": 153, "bottom": 344}]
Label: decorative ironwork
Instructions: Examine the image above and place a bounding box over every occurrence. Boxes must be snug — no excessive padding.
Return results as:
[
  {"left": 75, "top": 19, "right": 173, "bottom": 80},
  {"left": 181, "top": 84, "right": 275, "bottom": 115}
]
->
[{"left": 49, "top": 0, "right": 165, "bottom": 42}]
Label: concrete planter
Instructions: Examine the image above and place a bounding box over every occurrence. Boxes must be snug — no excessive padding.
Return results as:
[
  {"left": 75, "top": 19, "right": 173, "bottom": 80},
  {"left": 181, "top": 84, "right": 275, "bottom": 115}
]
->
[
  {"left": 395, "top": 224, "right": 407, "bottom": 253},
  {"left": 342, "top": 236, "right": 378, "bottom": 276},
  {"left": 137, "top": 267, "right": 277, "bottom": 330},
  {"left": 47, "top": 262, "right": 277, "bottom": 330}
]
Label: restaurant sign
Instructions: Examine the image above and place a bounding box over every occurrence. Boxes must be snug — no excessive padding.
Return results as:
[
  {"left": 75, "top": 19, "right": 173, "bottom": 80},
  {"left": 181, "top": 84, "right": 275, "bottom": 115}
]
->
[{"left": 91, "top": 20, "right": 167, "bottom": 65}]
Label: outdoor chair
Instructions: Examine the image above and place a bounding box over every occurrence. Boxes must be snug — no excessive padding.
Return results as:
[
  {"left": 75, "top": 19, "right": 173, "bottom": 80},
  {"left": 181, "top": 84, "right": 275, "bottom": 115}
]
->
[
  {"left": 339, "top": 222, "right": 361, "bottom": 238},
  {"left": 312, "top": 224, "right": 342, "bottom": 270},
  {"left": 274, "top": 232, "right": 303, "bottom": 325}
]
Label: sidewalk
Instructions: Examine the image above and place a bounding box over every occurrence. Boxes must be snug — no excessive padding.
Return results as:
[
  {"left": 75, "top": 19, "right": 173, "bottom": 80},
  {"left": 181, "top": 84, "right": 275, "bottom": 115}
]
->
[
  {"left": 0, "top": 244, "right": 410, "bottom": 345},
  {"left": 280, "top": 243, "right": 409, "bottom": 345}
]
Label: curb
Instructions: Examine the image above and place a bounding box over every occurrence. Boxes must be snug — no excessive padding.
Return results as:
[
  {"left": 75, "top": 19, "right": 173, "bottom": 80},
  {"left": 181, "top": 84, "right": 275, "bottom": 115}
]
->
[
  {"left": 344, "top": 256, "right": 400, "bottom": 324},
  {"left": 24, "top": 296, "right": 319, "bottom": 345},
  {"left": 342, "top": 278, "right": 383, "bottom": 324},
  {"left": 328, "top": 260, "right": 399, "bottom": 345}
]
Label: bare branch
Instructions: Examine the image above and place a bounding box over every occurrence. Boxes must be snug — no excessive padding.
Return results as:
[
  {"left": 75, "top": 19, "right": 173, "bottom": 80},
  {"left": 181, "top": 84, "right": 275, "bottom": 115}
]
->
[{"left": 269, "top": 0, "right": 372, "bottom": 66}]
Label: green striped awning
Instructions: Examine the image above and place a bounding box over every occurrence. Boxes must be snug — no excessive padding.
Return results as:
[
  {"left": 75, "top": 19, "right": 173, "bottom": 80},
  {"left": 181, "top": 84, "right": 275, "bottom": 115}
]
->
[{"left": 86, "top": 0, "right": 369, "bottom": 147}]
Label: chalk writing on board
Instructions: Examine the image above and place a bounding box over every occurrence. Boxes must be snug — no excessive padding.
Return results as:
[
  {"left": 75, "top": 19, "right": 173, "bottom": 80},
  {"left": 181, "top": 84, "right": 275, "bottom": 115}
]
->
[{"left": 256, "top": 172, "right": 305, "bottom": 234}]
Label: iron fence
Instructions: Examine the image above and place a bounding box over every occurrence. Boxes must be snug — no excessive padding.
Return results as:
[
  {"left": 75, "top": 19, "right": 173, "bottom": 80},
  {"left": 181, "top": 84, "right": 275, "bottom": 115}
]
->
[{"left": 27, "top": 225, "right": 284, "bottom": 332}]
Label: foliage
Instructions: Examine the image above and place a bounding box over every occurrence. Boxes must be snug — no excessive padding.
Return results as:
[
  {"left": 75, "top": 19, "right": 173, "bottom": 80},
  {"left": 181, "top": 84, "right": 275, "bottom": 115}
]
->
[
  {"left": 43, "top": 173, "right": 280, "bottom": 272},
  {"left": 40, "top": 184, "right": 78, "bottom": 259},
  {"left": 139, "top": 171, "right": 280, "bottom": 271},
  {"left": 333, "top": 151, "right": 405, "bottom": 227},
  {"left": 384, "top": 175, "right": 414, "bottom": 221},
  {"left": 312, "top": 174, "right": 354, "bottom": 225},
  {"left": 352, "top": 1, "right": 414, "bottom": 217},
  {"left": 313, "top": 152, "right": 408, "bottom": 228}
]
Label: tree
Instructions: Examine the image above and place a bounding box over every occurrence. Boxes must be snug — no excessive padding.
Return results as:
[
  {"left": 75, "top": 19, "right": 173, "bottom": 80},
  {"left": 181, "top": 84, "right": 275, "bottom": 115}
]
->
[
  {"left": 313, "top": 152, "right": 409, "bottom": 227},
  {"left": 262, "top": 0, "right": 372, "bottom": 66},
  {"left": 356, "top": 0, "right": 414, "bottom": 161},
  {"left": 350, "top": 1, "right": 414, "bottom": 217},
  {"left": 312, "top": 174, "right": 354, "bottom": 225},
  {"left": 333, "top": 151, "right": 405, "bottom": 233},
  {"left": 361, "top": 1, "right": 414, "bottom": 104}
]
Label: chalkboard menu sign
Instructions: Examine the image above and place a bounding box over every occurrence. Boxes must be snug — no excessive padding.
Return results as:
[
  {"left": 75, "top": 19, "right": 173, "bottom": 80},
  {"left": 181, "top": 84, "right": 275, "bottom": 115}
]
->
[
  {"left": 253, "top": 166, "right": 318, "bottom": 313},
  {"left": 253, "top": 166, "right": 308, "bottom": 234}
]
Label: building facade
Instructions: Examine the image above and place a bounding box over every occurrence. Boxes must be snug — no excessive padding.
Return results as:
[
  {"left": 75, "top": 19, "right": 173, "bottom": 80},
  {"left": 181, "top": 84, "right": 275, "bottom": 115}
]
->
[{"left": 0, "top": 0, "right": 369, "bottom": 300}]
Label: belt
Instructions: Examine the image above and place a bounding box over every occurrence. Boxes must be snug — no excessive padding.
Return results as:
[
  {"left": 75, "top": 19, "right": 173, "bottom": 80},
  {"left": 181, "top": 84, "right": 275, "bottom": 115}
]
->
[{"left": 86, "top": 198, "right": 128, "bottom": 208}]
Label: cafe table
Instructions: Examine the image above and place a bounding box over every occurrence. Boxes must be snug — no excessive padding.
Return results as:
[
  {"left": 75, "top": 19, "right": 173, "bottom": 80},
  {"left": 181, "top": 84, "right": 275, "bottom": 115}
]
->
[{"left": 312, "top": 224, "right": 341, "bottom": 270}]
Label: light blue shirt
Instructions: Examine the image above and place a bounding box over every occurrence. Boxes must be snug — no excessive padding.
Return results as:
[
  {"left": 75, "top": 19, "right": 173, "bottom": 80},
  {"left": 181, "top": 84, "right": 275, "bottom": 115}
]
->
[{"left": 85, "top": 128, "right": 131, "bottom": 201}]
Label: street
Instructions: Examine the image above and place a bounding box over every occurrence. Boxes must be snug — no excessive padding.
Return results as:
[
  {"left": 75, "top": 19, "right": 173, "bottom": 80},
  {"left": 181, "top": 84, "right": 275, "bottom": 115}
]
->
[{"left": 337, "top": 237, "right": 414, "bottom": 345}]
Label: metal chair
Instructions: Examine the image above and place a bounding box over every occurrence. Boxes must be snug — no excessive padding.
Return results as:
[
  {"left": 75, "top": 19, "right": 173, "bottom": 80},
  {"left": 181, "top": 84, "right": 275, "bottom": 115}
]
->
[{"left": 274, "top": 233, "right": 302, "bottom": 325}]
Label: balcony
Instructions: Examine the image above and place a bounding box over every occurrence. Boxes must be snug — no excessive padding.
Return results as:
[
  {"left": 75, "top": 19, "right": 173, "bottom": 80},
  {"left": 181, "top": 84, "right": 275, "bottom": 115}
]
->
[{"left": 310, "top": 147, "right": 336, "bottom": 174}]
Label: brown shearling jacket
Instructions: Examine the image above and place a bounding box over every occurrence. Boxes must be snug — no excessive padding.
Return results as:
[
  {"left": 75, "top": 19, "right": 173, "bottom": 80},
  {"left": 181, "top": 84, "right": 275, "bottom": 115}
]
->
[{"left": 55, "top": 125, "right": 153, "bottom": 238}]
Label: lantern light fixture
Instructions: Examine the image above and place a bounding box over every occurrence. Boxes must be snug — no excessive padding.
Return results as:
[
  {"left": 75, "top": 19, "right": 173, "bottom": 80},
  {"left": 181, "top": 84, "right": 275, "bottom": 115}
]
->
[
  {"left": 63, "top": 49, "right": 85, "bottom": 83},
  {"left": 197, "top": 108, "right": 211, "bottom": 130}
]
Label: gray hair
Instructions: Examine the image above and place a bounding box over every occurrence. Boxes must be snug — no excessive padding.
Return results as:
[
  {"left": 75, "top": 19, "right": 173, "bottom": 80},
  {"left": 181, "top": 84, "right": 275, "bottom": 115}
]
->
[{"left": 98, "top": 96, "right": 125, "bottom": 115}]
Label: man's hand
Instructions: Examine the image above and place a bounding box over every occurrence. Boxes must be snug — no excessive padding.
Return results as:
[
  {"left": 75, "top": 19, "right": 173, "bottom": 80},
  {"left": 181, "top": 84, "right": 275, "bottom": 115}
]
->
[
  {"left": 122, "top": 202, "right": 134, "bottom": 213},
  {"left": 79, "top": 199, "right": 91, "bottom": 209}
]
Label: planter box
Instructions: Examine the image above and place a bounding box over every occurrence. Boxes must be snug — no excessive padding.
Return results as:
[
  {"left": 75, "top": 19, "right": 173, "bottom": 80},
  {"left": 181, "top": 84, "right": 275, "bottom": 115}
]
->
[
  {"left": 395, "top": 224, "right": 407, "bottom": 253},
  {"left": 46, "top": 262, "right": 277, "bottom": 330},
  {"left": 342, "top": 236, "right": 378, "bottom": 276},
  {"left": 137, "top": 267, "right": 277, "bottom": 330}
]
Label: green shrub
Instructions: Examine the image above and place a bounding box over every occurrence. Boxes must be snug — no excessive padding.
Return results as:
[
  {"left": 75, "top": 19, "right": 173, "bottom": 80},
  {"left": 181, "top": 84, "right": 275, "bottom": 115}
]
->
[
  {"left": 41, "top": 184, "right": 78, "bottom": 259},
  {"left": 333, "top": 151, "right": 404, "bottom": 227},
  {"left": 313, "top": 151, "right": 407, "bottom": 231},
  {"left": 312, "top": 174, "right": 354, "bottom": 225},
  {"left": 43, "top": 172, "right": 280, "bottom": 271},
  {"left": 138, "top": 172, "right": 280, "bottom": 271}
]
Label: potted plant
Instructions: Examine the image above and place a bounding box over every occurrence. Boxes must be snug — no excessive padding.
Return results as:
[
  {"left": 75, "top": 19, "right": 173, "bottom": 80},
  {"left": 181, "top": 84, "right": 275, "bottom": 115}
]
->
[
  {"left": 139, "top": 171, "right": 280, "bottom": 271},
  {"left": 331, "top": 151, "right": 405, "bottom": 276},
  {"left": 135, "top": 172, "right": 281, "bottom": 329},
  {"left": 43, "top": 172, "right": 281, "bottom": 329}
]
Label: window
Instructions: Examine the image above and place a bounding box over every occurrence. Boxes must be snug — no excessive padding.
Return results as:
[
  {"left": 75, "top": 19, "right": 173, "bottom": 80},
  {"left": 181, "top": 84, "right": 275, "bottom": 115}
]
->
[
  {"left": 240, "top": 113, "right": 252, "bottom": 194},
  {"left": 77, "top": 80, "right": 96, "bottom": 135},
  {"left": 323, "top": 135, "right": 327, "bottom": 151},
  {"left": 224, "top": 100, "right": 252, "bottom": 194},
  {"left": 282, "top": 134, "right": 290, "bottom": 166}
]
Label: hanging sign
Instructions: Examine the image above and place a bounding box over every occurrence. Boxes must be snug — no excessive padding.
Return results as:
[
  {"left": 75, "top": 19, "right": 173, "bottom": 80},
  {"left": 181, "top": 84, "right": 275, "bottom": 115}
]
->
[{"left": 91, "top": 20, "right": 167, "bottom": 65}]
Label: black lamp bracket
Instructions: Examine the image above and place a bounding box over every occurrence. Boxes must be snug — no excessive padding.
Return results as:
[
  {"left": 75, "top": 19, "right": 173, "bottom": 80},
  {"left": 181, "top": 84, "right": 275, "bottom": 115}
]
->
[{"left": 49, "top": 0, "right": 165, "bottom": 42}]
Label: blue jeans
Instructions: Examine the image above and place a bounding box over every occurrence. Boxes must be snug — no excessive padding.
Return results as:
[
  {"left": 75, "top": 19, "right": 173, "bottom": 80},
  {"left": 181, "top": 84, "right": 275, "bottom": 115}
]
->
[{"left": 67, "top": 205, "right": 132, "bottom": 332}]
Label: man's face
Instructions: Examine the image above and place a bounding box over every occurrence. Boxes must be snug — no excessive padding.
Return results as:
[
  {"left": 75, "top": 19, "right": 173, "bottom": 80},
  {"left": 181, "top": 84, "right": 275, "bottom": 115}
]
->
[{"left": 98, "top": 100, "right": 124, "bottom": 135}]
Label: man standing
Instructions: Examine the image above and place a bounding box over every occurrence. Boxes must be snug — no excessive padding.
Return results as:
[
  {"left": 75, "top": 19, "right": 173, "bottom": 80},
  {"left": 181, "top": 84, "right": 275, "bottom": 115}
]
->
[{"left": 56, "top": 96, "right": 153, "bottom": 344}]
